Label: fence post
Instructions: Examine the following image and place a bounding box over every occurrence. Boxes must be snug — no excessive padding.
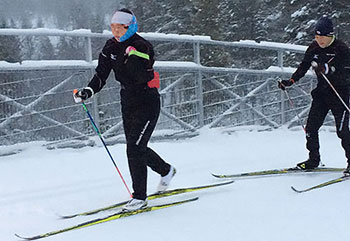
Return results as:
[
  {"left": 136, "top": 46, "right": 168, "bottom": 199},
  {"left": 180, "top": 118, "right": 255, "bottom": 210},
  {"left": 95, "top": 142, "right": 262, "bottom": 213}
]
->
[
  {"left": 194, "top": 41, "right": 204, "bottom": 127},
  {"left": 84, "top": 36, "right": 100, "bottom": 131},
  {"left": 278, "top": 50, "right": 285, "bottom": 125},
  {"left": 281, "top": 90, "right": 286, "bottom": 124},
  {"left": 277, "top": 50, "right": 284, "bottom": 68},
  {"left": 193, "top": 41, "right": 200, "bottom": 65},
  {"left": 84, "top": 37, "right": 93, "bottom": 63},
  {"left": 197, "top": 70, "right": 204, "bottom": 127}
]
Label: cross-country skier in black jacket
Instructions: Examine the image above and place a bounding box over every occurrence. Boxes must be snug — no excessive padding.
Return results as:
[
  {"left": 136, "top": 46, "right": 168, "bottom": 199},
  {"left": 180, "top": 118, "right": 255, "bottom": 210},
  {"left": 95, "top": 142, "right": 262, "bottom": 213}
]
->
[
  {"left": 278, "top": 16, "right": 350, "bottom": 176},
  {"left": 74, "top": 9, "right": 176, "bottom": 210}
]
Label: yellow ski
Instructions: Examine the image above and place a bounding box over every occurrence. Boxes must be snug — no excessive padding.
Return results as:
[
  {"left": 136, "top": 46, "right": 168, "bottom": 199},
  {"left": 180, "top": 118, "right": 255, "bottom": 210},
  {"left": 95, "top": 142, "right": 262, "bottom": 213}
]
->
[
  {"left": 212, "top": 167, "right": 344, "bottom": 179},
  {"left": 60, "top": 181, "right": 233, "bottom": 219},
  {"left": 291, "top": 176, "right": 350, "bottom": 193},
  {"left": 15, "top": 197, "right": 198, "bottom": 240}
]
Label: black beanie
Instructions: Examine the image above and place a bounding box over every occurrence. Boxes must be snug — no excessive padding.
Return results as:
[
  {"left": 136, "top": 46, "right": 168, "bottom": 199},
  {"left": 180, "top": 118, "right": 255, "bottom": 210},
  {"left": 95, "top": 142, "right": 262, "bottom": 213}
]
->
[{"left": 315, "top": 16, "right": 334, "bottom": 36}]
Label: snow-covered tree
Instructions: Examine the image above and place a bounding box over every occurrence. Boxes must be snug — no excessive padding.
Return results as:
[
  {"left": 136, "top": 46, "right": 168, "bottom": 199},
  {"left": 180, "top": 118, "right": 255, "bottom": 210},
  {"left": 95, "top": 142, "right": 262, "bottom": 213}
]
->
[
  {"left": 0, "top": 18, "right": 21, "bottom": 63},
  {"left": 32, "top": 18, "right": 55, "bottom": 60}
]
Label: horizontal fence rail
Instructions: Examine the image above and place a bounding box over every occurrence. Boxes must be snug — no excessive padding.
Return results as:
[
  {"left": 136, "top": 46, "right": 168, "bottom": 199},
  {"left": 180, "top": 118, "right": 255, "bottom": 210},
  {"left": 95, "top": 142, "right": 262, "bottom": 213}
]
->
[{"left": 0, "top": 28, "right": 334, "bottom": 148}]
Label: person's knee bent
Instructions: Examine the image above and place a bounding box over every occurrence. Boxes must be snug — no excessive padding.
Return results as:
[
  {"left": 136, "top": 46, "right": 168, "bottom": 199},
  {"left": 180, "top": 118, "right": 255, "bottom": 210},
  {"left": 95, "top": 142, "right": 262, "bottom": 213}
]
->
[{"left": 126, "top": 144, "right": 147, "bottom": 159}]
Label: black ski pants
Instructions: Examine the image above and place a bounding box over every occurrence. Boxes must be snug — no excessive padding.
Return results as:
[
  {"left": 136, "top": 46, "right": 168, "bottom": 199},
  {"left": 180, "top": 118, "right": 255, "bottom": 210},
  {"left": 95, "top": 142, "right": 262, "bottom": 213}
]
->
[
  {"left": 121, "top": 88, "right": 170, "bottom": 200},
  {"left": 305, "top": 87, "right": 350, "bottom": 162}
]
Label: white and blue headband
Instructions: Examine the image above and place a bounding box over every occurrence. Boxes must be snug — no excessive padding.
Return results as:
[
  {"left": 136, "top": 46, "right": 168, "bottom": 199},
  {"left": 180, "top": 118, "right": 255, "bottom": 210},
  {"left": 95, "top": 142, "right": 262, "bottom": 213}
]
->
[{"left": 111, "top": 11, "right": 133, "bottom": 25}]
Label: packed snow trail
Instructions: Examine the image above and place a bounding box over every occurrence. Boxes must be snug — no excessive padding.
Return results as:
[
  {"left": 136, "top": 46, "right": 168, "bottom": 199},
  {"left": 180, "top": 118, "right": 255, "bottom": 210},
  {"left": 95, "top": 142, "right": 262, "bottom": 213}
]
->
[{"left": 1, "top": 128, "right": 350, "bottom": 241}]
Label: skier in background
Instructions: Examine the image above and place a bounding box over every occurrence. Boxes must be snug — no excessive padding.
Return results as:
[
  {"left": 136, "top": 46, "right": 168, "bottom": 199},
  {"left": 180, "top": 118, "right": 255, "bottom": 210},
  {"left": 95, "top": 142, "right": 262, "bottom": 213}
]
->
[
  {"left": 278, "top": 16, "right": 350, "bottom": 176},
  {"left": 74, "top": 8, "right": 176, "bottom": 210}
]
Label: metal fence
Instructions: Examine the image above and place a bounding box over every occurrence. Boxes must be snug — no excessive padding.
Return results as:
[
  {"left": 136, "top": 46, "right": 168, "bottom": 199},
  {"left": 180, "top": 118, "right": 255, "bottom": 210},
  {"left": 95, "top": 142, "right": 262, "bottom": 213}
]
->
[{"left": 0, "top": 29, "right": 333, "bottom": 148}]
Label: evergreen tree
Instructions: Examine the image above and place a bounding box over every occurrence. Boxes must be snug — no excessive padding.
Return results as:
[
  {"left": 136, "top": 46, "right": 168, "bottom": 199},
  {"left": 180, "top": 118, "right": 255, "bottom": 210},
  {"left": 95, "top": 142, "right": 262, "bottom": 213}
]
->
[
  {"left": 56, "top": 36, "right": 85, "bottom": 60},
  {"left": 32, "top": 18, "right": 55, "bottom": 60},
  {"left": 216, "top": 0, "right": 238, "bottom": 41},
  {"left": 1, "top": 0, "right": 350, "bottom": 65},
  {"left": 90, "top": 13, "right": 107, "bottom": 59},
  {"left": 0, "top": 18, "right": 21, "bottom": 63},
  {"left": 68, "top": 0, "right": 91, "bottom": 29},
  {"left": 191, "top": 0, "right": 221, "bottom": 37},
  {"left": 19, "top": 13, "right": 35, "bottom": 60},
  {"left": 283, "top": 0, "right": 338, "bottom": 45},
  {"left": 190, "top": 0, "right": 230, "bottom": 66},
  {"left": 336, "top": 7, "right": 350, "bottom": 43}
]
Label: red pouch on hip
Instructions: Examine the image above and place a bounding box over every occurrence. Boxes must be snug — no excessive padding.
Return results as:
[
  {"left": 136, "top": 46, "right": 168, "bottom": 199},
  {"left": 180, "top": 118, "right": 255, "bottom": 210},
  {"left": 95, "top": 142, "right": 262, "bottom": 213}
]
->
[{"left": 147, "top": 71, "right": 160, "bottom": 88}]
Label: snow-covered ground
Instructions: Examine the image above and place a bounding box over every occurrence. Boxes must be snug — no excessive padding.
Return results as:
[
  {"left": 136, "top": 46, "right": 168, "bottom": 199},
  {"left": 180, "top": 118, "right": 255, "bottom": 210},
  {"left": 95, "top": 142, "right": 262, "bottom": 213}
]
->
[{"left": 1, "top": 127, "right": 349, "bottom": 241}]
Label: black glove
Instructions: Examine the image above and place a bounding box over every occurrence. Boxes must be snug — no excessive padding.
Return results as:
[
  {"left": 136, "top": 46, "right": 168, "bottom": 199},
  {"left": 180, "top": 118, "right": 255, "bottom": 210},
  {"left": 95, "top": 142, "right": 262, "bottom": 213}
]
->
[
  {"left": 73, "top": 87, "right": 93, "bottom": 103},
  {"left": 278, "top": 79, "right": 294, "bottom": 91},
  {"left": 311, "top": 61, "right": 335, "bottom": 75}
]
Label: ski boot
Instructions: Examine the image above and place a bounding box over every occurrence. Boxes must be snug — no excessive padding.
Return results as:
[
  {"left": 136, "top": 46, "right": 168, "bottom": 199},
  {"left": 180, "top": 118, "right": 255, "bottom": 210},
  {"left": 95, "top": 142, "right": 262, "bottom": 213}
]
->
[
  {"left": 123, "top": 198, "right": 147, "bottom": 211},
  {"left": 296, "top": 155, "right": 320, "bottom": 170},
  {"left": 157, "top": 166, "right": 176, "bottom": 192}
]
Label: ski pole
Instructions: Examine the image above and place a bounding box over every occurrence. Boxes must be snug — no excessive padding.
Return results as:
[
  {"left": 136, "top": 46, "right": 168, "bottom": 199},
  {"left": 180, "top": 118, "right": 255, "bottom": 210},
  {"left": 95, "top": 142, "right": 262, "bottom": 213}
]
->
[
  {"left": 73, "top": 89, "right": 133, "bottom": 198},
  {"left": 278, "top": 79, "right": 306, "bottom": 132},
  {"left": 311, "top": 61, "right": 350, "bottom": 114}
]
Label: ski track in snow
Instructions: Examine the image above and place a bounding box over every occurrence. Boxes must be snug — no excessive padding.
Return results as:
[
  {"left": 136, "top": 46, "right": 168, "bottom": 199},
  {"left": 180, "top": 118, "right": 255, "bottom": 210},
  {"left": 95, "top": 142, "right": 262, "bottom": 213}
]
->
[{"left": 1, "top": 128, "right": 350, "bottom": 241}]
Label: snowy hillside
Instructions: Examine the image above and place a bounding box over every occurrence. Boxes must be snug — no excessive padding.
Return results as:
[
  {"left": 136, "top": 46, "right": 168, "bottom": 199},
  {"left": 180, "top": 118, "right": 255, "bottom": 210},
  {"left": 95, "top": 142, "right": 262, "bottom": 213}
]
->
[{"left": 1, "top": 127, "right": 349, "bottom": 241}]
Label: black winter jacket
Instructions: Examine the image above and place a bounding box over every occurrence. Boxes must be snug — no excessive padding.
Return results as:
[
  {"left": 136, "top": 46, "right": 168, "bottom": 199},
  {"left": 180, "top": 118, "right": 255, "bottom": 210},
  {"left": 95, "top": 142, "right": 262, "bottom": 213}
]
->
[
  {"left": 88, "top": 33, "right": 155, "bottom": 93},
  {"left": 292, "top": 38, "right": 350, "bottom": 89}
]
